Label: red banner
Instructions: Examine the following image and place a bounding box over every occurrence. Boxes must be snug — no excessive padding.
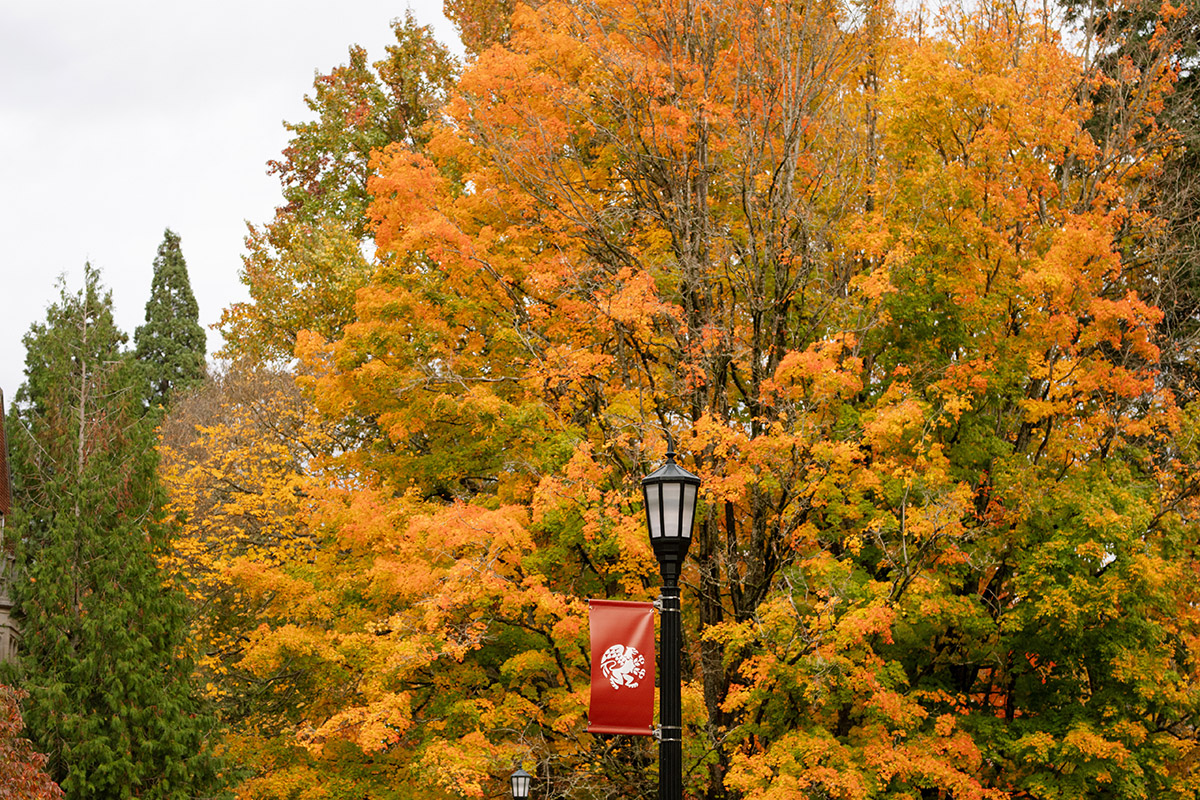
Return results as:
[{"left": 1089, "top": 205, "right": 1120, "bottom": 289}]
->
[{"left": 587, "top": 599, "right": 655, "bottom": 736}]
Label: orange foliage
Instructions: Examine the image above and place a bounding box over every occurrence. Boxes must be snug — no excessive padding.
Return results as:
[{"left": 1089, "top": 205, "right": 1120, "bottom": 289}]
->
[{"left": 197, "top": 0, "right": 1200, "bottom": 795}]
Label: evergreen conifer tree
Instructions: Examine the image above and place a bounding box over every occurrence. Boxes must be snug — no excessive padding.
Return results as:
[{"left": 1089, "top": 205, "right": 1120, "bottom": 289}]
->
[
  {"left": 5, "top": 265, "right": 223, "bottom": 799},
  {"left": 135, "top": 229, "right": 207, "bottom": 409}
]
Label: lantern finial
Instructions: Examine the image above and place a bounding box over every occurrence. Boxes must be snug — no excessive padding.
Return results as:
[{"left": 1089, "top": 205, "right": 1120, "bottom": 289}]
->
[{"left": 641, "top": 438, "right": 701, "bottom": 581}]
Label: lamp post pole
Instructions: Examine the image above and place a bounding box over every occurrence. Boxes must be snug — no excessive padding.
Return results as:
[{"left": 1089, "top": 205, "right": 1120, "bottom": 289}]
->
[
  {"left": 658, "top": 563, "right": 683, "bottom": 800},
  {"left": 642, "top": 439, "right": 700, "bottom": 800}
]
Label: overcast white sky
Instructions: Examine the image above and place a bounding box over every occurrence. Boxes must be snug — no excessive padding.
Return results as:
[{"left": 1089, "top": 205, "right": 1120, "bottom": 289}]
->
[{"left": 0, "top": 0, "right": 461, "bottom": 407}]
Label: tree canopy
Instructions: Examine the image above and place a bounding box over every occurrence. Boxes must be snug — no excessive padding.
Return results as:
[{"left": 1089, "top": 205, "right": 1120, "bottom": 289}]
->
[{"left": 54, "top": 0, "right": 1200, "bottom": 797}]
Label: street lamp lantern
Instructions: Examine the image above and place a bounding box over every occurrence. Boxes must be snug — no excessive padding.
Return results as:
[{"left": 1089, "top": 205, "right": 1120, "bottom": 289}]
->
[
  {"left": 642, "top": 436, "right": 700, "bottom": 800},
  {"left": 510, "top": 768, "right": 532, "bottom": 800},
  {"left": 641, "top": 438, "right": 701, "bottom": 582}
]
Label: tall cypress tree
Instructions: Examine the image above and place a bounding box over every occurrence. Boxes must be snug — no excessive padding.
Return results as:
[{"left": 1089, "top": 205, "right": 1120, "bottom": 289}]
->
[
  {"left": 135, "top": 229, "right": 207, "bottom": 409},
  {"left": 6, "top": 265, "right": 223, "bottom": 799}
]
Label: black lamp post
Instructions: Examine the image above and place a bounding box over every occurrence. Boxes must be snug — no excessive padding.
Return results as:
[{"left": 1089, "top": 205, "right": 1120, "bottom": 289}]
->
[
  {"left": 510, "top": 768, "right": 532, "bottom": 800},
  {"left": 642, "top": 438, "right": 700, "bottom": 800}
]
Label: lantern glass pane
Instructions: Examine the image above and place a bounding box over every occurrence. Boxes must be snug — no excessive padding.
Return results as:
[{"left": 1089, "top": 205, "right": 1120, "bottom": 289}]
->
[
  {"left": 680, "top": 483, "right": 697, "bottom": 539},
  {"left": 663, "top": 482, "right": 682, "bottom": 538},
  {"left": 645, "top": 484, "right": 663, "bottom": 539}
]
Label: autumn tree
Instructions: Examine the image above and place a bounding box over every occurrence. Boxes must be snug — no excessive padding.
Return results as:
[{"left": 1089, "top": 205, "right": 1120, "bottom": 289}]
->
[
  {"left": 156, "top": 362, "right": 604, "bottom": 798},
  {"left": 202, "top": 0, "right": 1200, "bottom": 796},
  {"left": 231, "top": 0, "right": 891, "bottom": 793},
  {"left": 157, "top": 363, "right": 334, "bottom": 723},
  {"left": 0, "top": 685, "right": 62, "bottom": 800},
  {"left": 154, "top": 363, "right": 329, "bottom": 795},
  {"left": 713, "top": 2, "right": 1200, "bottom": 795},
  {"left": 135, "top": 228, "right": 207, "bottom": 409},
  {"left": 197, "top": 24, "right": 460, "bottom": 787},
  {"left": 308, "top": 0, "right": 887, "bottom": 793},
  {"left": 277, "top": 0, "right": 1200, "bottom": 797},
  {"left": 220, "top": 13, "right": 457, "bottom": 364},
  {"left": 1058, "top": 0, "right": 1200, "bottom": 393},
  {"left": 6, "top": 266, "right": 224, "bottom": 800}
]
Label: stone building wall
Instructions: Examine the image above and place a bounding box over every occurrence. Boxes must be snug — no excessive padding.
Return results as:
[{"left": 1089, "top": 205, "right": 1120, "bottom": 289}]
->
[
  {"left": 0, "top": 387, "right": 15, "bottom": 664},
  {"left": 0, "top": 526, "right": 14, "bottom": 664}
]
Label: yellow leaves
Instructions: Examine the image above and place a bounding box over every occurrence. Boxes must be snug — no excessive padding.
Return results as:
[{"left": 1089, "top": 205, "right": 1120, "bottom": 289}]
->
[
  {"left": 726, "top": 717, "right": 1002, "bottom": 800},
  {"left": 725, "top": 730, "right": 871, "bottom": 800},
  {"left": 501, "top": 649, "right": 558, "bottom": 681},
  {"left": 893, "top": 2, "right": 1085, "bottom": 160},
  {"left": 240, "top": 623, "right": 338, "bottom": 679},
  {"left": 863, "top": 388, "right": 926, "bottom": 453},
  {"left": 1015, "top": 723, "right": 1143, "bottom": 781},
  {"left": 306, "top": 691, "right": 414, "bottom": 755},
  {"left": 1062, "top": 725, "right": 1133, "bottom": 765},
  {"left": 367, "top": 502, "right": 534, "bottom": 609},
  {"left": 768, "top": 337, "right": 864, "bottom": 406},
  {"left": 216, "top": 484, "right": 588, "bottom": 779},
  {"left": 1020, "top": 213, "right": 1120, "bottom": 305},
  {"left": 419, "top": 732, "right": 505, "bottom": 798}
]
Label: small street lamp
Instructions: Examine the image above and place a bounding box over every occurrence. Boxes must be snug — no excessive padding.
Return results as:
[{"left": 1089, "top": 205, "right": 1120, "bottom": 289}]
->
[
  {"left": 510, "top": 768, "right": 532, "bottom": 800},
  {"left": 642, "top": 438, "right": 701, "bottom": 800}
]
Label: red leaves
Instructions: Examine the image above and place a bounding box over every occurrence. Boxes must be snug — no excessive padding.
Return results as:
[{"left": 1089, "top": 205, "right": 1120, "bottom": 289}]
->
[{"left": 0, "top": 686, "right": 62, "bottom": 800}]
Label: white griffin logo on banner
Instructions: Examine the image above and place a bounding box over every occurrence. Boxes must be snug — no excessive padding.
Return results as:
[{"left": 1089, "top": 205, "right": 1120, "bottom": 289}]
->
[{"left": 600, "top": 644, "right": 646, "bottom": 689}]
